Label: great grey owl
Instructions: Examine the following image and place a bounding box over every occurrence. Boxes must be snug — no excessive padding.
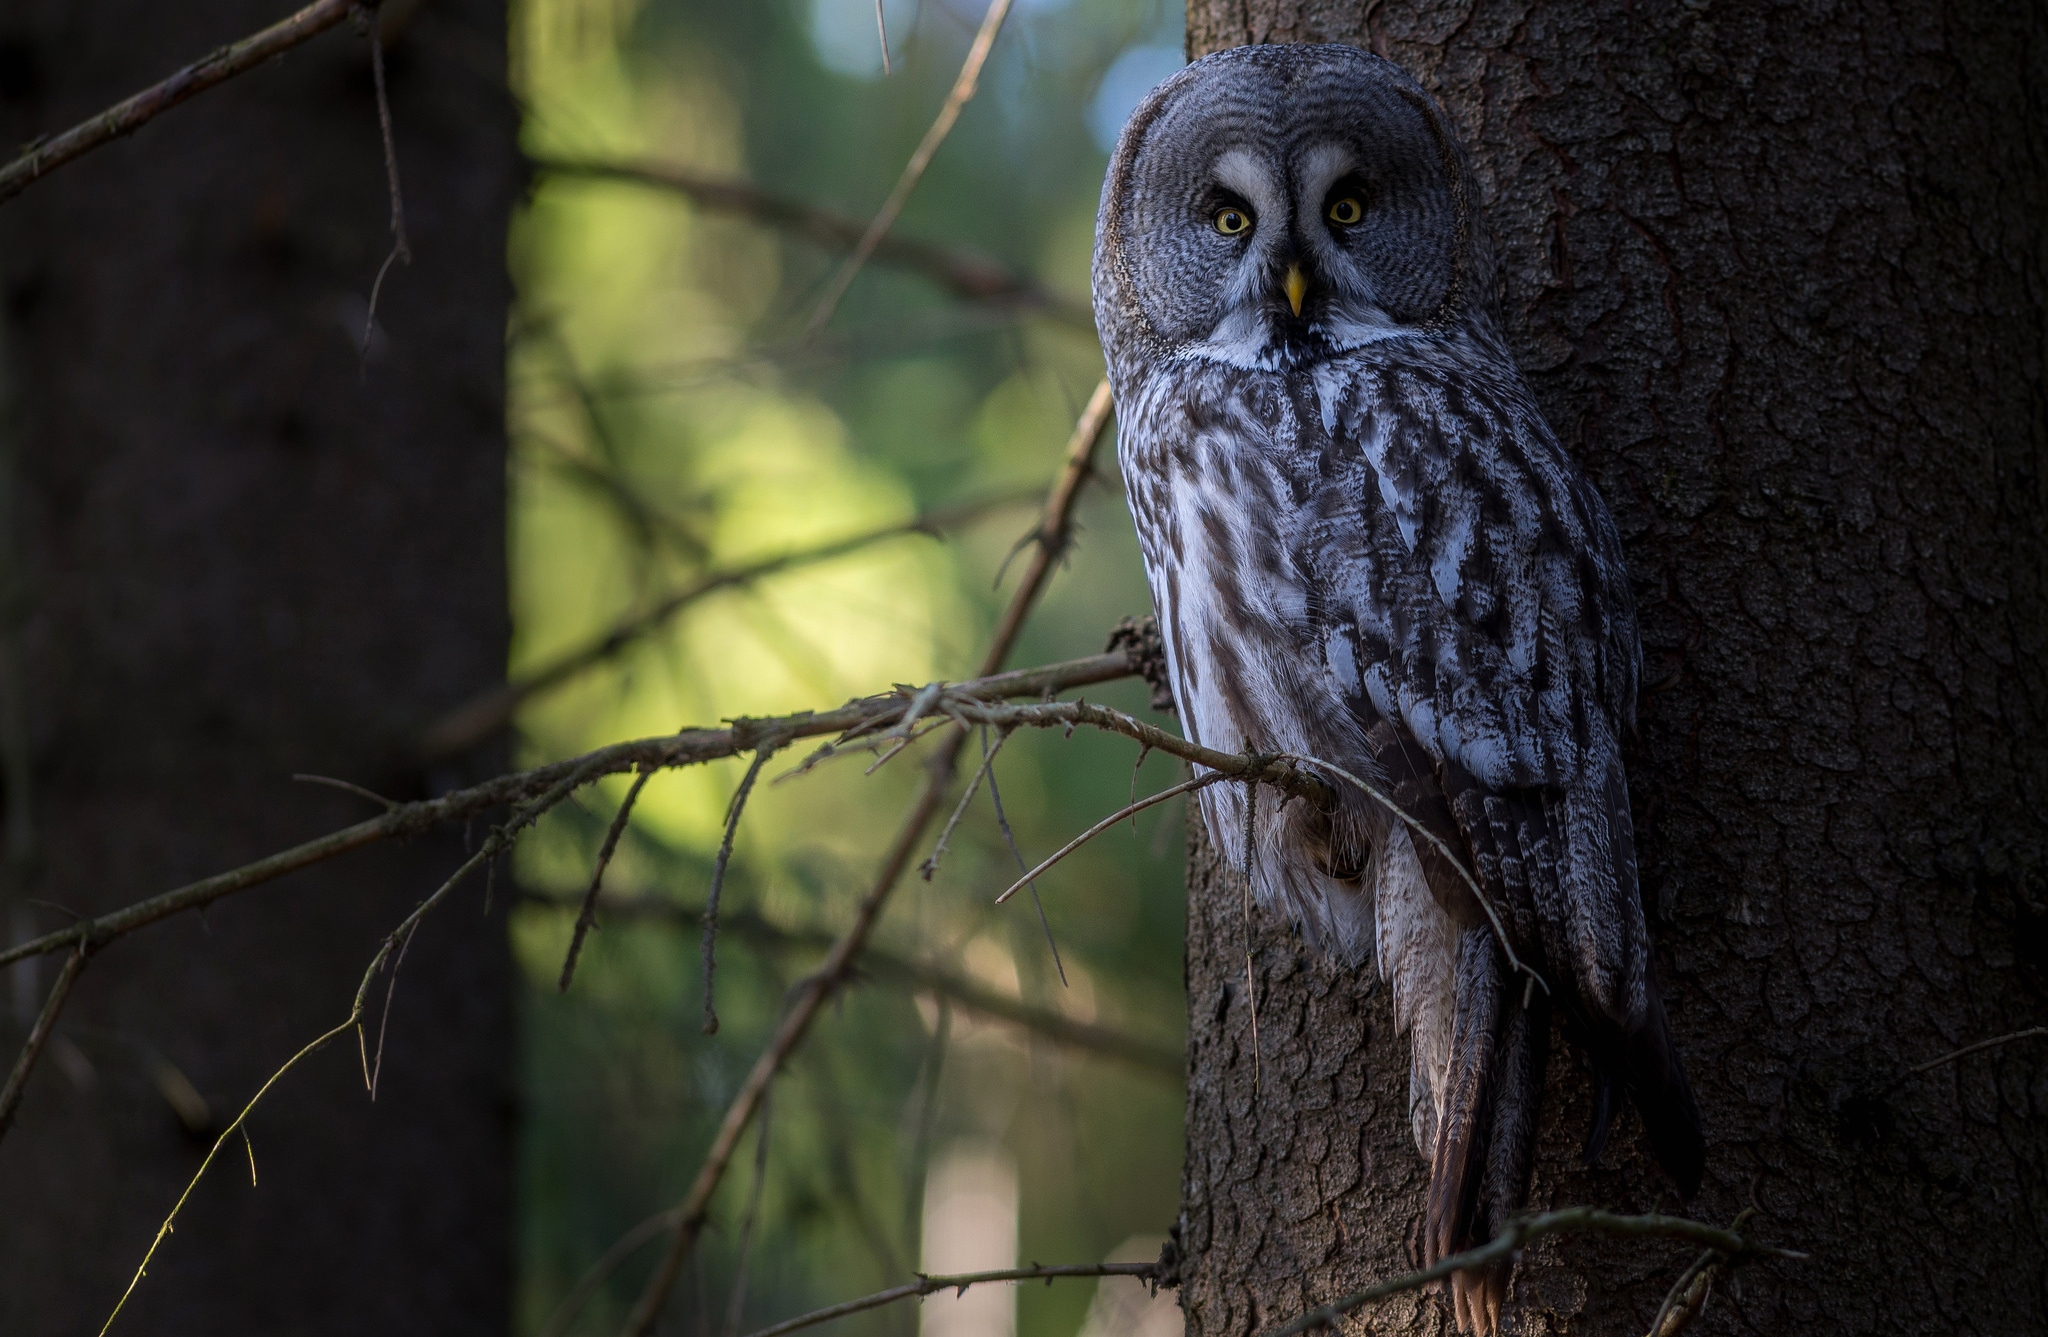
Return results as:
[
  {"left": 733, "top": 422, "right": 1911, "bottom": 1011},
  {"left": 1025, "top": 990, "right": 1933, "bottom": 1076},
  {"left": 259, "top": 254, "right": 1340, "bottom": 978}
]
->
[{"left": 1093, "top": 44, "right": 1703, "bottom": 1333}]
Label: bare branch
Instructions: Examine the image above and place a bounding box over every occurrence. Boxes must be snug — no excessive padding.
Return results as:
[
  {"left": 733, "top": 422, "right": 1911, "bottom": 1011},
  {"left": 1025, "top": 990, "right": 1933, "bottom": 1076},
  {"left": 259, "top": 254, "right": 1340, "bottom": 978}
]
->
[
  {"left": 920, "top": 724, "right": 1013, "bottom": 881},
  {"left": 98, "top": 1008, "right": 363, "bottom": 1337},
  {"left": 532, "top": 159, "right": 1089, "bottom": 328},
  {"left": 1895, "top": 1026, "right": 2048, "bottom": 1083},
  {"left": 292, "top": 772, "right": 398, "bottom": 811},
  {"left": 367, "top": 9, "right": 409, "bottom": 265},
  {"left": 0, "top": 0, "right": 359, "bottom": 207},
  {"left": 981, "top": 725, "right": 1065, "bottom": 983},
  {"left": 0, "top": 650, "right": 1143, "bottom": 975},
  {"left": 801, "top": 0, "right": 1017, "bottom": 338},
  {"left": 558, "top": 767, "right": 654, "bottom": 992},
  {"left": 415, "top": 489, "right": 1038, "bottom": 763},
  {"left": 0, "top": 944, "right": 89, "bottom": 1145},
  {"left": 359, "top": 6, "right": 410, "bottom": 353},
  {"left": 704, "top": 742, "right": 782, "bottom": 1035},
  {"left": 1259, "top": 1208, "right": 1803, "bottom": 1337},
  {"left": 741, "top": 1262, "right": 1162, "bottom": 1337},
  {"left": 994, "top": 771, "right": 1227, "bottom": 904}
]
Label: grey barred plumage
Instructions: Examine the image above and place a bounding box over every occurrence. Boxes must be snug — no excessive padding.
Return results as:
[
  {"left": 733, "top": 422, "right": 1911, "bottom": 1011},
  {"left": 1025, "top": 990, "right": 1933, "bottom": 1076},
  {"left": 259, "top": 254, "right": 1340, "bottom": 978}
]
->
[{"left": 1093, "top": 44, "right": 1703, "bottom": 1334}]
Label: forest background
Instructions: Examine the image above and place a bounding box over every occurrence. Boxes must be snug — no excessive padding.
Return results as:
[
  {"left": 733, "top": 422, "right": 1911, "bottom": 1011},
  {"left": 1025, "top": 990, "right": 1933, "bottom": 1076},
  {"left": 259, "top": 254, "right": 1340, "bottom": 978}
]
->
[
  {"left": 505, "top": 1, "right": 1184, "bottom": 1333},
  {"left": 6, "top": 0, "right": 2036, "bottom": 1334}
]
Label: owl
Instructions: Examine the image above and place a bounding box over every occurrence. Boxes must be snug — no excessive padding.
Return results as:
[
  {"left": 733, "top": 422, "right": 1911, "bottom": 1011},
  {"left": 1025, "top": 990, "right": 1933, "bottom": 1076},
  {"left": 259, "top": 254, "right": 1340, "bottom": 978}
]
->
[{"left": 1093, "top": 45, "right": 1704, "bottom": 1334}]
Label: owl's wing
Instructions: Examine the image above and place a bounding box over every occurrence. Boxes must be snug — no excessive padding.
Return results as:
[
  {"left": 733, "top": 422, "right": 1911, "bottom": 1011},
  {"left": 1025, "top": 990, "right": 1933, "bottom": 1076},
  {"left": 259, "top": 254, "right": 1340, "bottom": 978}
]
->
[{"left": 1294, "top": 351, "right": 1702, "bottom": 1316}]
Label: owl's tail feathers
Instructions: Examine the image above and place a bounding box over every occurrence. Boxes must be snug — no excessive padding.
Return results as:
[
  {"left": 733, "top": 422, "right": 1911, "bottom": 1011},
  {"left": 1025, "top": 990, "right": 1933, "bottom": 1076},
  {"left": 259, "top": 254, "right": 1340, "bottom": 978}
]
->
[
  {"left": 1427, "top": 926, "right": 1549, "bottom": 1337},
  {"left": 1580, "top": 987, "right": 1705, "bottom": 1197}
]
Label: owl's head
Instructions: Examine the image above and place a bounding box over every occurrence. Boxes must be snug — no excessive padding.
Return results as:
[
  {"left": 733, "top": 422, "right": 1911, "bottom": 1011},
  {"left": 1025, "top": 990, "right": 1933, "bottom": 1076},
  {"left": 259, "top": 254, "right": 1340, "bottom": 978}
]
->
[{"left": 1093, "top": 45, "right": 1494, "bottom": 372}]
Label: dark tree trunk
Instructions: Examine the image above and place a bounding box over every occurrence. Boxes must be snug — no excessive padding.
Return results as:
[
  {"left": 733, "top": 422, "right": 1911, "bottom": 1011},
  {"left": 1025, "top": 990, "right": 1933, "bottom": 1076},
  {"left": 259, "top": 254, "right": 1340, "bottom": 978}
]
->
[
  {"left": 0, "top": 4, "right": 515, "bottom": 1332},
  {"left": 1176, "top": 2, "right": 2048, "bottom": 1333}
]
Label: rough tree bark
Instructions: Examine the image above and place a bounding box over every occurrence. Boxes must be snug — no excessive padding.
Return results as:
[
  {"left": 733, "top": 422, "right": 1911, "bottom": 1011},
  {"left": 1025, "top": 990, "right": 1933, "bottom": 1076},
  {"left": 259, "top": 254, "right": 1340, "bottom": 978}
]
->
[
  {"left": 0, "top": 3, "right": 514, "bottom": 1332},
  {"left": 1176, "top": 3, "right": 2047, "bottom": 1333}
]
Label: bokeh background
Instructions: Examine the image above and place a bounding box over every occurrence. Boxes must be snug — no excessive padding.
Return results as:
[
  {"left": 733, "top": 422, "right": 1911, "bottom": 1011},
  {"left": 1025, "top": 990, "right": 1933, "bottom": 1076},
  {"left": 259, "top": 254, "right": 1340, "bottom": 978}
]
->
[{"left": 505, "top": 2, "right": 1191, "bottom": 1332}]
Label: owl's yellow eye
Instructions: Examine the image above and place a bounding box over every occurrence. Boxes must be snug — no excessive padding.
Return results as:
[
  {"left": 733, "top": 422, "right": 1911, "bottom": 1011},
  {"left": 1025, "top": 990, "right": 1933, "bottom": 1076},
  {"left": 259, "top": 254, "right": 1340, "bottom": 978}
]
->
[
  {"left": 1214, "top": 208, "right": 1252, "bottom": 235},
  {"left": 1327, "top": 196, "right": 1363, "bottom": 225}
]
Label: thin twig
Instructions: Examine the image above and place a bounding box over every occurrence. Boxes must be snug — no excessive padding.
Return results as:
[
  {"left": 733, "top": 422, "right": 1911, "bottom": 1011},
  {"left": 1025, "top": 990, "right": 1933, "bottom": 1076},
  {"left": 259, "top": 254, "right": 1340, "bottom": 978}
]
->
[
  {"left": 531, "top": 159, "right": 1089, "bottom": 328},
  {"left": 874, "top": 0, "right": 892, "bottom": 76},
  {"left": 800, "top": 0, "right": 1017, "bottom": 338},
  {"left": 106, "top": 756, "right": 616, "bottom": 1334},
  {"left": 1893, "top": 1026, "right": 2048, "bottom": 1084},
  {"left": 981, "top": 727, "right": 1066, "bottom": 985},
  {"left": 292, "top": 772, "right": 398, "bottom": 811},
  {"left": 360, "top": 6, "right": 410, "bottom": 355},
  {"left": 366, "top": 918, "right": 417, "bottom": 1099},
  {"left": 920, "top": 724, "right": 1013, "bottom": 880},
  {"left": 0, "top": 0, "right": 359, "bottom": 207},
  {"left": 0, "top": 943, "right": 89, "bottom": 1144},
  {"left": 704, "top": 743, "right": 781, "bottom": 1035},
  {"left": 721, "top": 1091, "right": 774, "bottom": 1337},
  {"left": 740, "top": 1262, "right": 1162, "bottom": 1337},
  {"left": 994, "top": 772, "right": 1228, "bottom": 904},
  {"left": 613, "top": 379, "right": 1116, "bottom": 1337},
  {"left": 368, "top": 11, "right": 409, "bottom": 264},
  {"left": 559, "top": 767, "right": 655, "bottom": 991},
  {"left": 1259, "top": 1208, "right": 1802, "bottom": 1337},
  {"left": 858, "top": 716, "right": 952, "bottom": 775},
  {"left": 99, "top": 1010, "right": 361, "bottom": 1337},
  {"left": 415, "top": 490, "right": 1037, "bottom": 762}
]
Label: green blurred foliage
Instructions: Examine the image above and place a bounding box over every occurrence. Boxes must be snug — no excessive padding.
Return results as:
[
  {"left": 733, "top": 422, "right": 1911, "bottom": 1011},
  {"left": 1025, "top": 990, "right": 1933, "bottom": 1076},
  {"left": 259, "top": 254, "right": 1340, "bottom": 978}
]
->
[{"left": 505, "top": 3, "right": 1190, "bottom": 1333}]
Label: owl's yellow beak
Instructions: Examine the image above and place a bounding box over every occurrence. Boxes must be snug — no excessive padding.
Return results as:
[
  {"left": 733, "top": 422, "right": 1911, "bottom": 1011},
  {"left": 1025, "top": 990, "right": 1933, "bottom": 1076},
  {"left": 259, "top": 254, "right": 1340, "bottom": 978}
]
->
[{"left": 1283, "top": 264, "right": 1308, "bottom": 317}]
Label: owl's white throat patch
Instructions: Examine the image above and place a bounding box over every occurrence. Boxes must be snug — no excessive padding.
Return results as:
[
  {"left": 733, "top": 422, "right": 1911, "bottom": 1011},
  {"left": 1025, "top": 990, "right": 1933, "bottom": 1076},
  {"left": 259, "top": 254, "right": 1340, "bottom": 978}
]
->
[{"left": 1185, "top": 303, "right": 1428, "bottom": 370}]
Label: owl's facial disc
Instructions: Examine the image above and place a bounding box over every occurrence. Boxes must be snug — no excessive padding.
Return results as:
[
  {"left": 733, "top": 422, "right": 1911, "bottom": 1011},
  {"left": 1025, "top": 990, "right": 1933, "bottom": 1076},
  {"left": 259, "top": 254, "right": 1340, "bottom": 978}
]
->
[
  {"left": 1170, "top": 140, "right": 1435, "bottom": 371},
  {"left": 1099, "top": 46, "right": 1477, "bottom": 371}
]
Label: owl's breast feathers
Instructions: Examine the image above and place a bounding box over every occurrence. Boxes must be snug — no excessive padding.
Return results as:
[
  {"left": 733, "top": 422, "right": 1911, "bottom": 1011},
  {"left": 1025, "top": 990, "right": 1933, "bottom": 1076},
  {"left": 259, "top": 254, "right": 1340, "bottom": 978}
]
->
[
  {"left": 1114, "top": 327, "right": 1703, "bottom": 1312},
  {"left": 1117, "top": 324, "right": 1638, "bottom": 797}
]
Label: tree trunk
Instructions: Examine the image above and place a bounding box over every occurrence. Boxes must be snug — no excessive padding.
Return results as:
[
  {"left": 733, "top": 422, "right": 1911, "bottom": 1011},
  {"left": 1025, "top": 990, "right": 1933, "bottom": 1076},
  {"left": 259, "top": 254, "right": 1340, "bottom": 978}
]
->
[
  {"left": 1176, "top": 3, "right": 2048, "bottom": 1333},
  {"left": 0, "top": 4, "right": 515, "bottom": 1331}
]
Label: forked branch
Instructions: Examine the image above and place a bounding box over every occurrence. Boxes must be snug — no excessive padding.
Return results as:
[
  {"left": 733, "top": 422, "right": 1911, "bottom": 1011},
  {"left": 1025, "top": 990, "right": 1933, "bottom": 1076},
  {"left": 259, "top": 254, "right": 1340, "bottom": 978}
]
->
[{"left": 0, "top": 649, "right": 1143, "bottom": 976}]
